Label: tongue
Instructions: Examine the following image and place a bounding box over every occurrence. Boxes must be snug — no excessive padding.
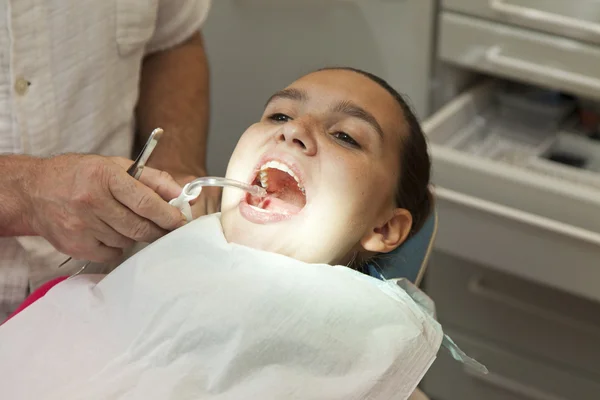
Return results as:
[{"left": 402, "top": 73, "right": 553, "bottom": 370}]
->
[{"left": 253, "top": 169, "right": 305, "bottom": 214}]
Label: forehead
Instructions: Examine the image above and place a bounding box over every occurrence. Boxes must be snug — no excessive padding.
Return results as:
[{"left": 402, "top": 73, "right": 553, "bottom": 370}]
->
[{"left": 284, "top": 70, "right": 406, "bottom": 138}]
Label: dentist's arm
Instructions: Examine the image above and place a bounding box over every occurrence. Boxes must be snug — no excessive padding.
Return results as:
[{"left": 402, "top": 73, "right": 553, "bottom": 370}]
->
[
  {"left": 136, "top": 31, "right": 220, "bottom": 216},
  {"left": 0, "top": 155, "right": 36, "bottom": 237}
]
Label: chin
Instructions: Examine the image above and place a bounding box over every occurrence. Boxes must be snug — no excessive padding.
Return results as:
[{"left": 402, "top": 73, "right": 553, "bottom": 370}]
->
[{"left": 221, "top": 208, "right": 349, "bottom": 266}]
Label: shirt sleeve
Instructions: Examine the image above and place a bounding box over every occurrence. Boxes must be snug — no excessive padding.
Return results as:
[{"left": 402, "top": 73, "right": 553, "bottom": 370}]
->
[{"left": 145, "top": 0, "right": 212, "bottom": 55}]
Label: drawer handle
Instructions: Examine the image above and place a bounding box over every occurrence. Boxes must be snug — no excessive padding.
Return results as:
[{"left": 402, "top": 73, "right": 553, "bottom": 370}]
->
[
  {"left": 464, "top": 366, "right": 568, "bottom": 400},
  {"left": 485, "top": 46, "right": 600, "bottom": 92},
  {"left": 435, "top": 186, "right": 600, "bottom": 247},
  {"left": 468, "top": 276, "right": 600, "bottom": 336},
  {"left": 489, "top": 0, "right": 600, "bottom": 39}
]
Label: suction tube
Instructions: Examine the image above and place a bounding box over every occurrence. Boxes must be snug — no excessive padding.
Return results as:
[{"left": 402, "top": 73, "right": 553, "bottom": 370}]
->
[{"left": 169, "top": 176, "right": 267, "bottom": 221}]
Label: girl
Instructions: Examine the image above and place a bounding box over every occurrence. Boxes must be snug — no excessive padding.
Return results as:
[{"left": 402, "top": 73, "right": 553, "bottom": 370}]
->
[
  {"left": 8, "top": 66, "right": 433, "bottom": 318},
  {"left": 1, "top": 68, "right": 457, "bottom": 400}
]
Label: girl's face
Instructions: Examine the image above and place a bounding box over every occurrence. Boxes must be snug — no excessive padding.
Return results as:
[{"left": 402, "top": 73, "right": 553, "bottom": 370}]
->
[{"left": 221, "top": 69, "right": 413, "bottom": 265}]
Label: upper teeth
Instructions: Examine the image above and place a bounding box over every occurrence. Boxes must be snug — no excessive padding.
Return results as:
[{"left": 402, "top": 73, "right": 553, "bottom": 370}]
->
[{"left": 259, "top": 160, "right": 305, "bottom": 193}]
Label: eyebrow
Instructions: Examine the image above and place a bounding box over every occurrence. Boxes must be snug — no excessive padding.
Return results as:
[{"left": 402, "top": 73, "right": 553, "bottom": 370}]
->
[
  {"left": 332, "top": 100, "right": 384, "bottom": 140},
  {"left": 264, "top": 89, "right": 384, "bottom": 140},
  {"left": 264, "top": 88, "right": 308, "bottom": 108}
]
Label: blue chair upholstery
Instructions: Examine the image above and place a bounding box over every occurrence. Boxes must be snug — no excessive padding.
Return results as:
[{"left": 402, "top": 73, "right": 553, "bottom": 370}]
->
[{"left": 366, "top": 208, "right": 437, "bottom": 285}]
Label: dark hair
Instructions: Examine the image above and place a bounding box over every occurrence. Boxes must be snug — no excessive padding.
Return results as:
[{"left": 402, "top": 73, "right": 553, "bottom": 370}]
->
[{"left": 317, "top": 67, "right": 433, "bottom": 239}]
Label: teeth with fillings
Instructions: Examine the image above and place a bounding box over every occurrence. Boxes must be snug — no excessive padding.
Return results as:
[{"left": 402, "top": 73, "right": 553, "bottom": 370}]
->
[{"left": 259, "top": 161, "right": 305, "bottom": 194}]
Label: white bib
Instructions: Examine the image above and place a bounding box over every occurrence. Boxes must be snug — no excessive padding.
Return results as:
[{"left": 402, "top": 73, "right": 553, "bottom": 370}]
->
[{"left": 0, "top": 214, "right": 444, "bottom": 400}]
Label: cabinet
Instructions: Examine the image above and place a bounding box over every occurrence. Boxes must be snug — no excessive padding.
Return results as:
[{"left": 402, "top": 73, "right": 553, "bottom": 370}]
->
[{"left": 422, "top": 3, "right": 600, "bottom": 399}]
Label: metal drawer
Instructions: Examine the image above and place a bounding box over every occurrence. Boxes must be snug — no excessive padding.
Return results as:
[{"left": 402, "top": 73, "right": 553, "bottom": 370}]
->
[
  {"left": 423, "top": 80, "right": 600, "bottom": 303},
  {"left": 426, "top": 251, "right": 600, "bottom": 379},
  {"left": 421, "top": 329, "right": 600, "bottom": 400},
  {"left": 438, "top": 11, "right": 600, "bottom": 101},
  {"left": 442, "top": 0, "right": 600, "bottom": 45}
]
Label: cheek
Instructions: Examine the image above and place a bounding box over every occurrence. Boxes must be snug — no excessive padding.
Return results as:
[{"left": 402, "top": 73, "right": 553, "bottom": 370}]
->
[
  {"left": 222, "top": 126, "right": 265, "bottom": 211},
  {"left": 326, "top": 155, "right": 383, "bottom": 204},
  {"left": 323, "top": 156, "right": 397, "bottom": 225},
  {"left": 225, "top": 125, "right": 265, "bottom": 175}
]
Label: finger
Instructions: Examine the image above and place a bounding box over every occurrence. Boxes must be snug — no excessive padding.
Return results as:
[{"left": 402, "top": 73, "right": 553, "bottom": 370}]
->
[
  {"left": 189, "top": 199, "right": 206, "bottom": 220},
  {"left": 202, "top": 186, "right": 222, "bottom": 214},
  {"left": 189, "top": 192, "right": 221, "bottom": 219},
  {"left": 208, "top": 187, "right": 223, "bottom": 214},
  {"left": 107, "top": 156, "right": 135, "bottom": 170},
  {"left": 108, "top": 157, "right": 182, "bottom": 201},
  {"left": 137, "top": 167, "right": 183, "bottom": 201},
  {"left": 96, "top": 197, "right": 170, "bottom": 243},
  {"left": 92, "top": 219, "right": 136, "bottom": 249},
  {"left": 87, "top": 242, "right": 124, "bottom": 263},
  {"left": 208, "top": 199, "right": 220, "bottom": 214},
  {"left": 108, "top": 171, "right": 186, "bottom": 231},
  {"left": 62, "top": 233, "right": 123, "bottom": 263}
]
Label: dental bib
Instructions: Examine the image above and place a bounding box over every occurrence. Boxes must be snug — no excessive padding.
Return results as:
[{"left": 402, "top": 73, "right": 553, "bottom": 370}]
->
[{"left": 1, "top": 214, "right": 444, "bottom": 400}]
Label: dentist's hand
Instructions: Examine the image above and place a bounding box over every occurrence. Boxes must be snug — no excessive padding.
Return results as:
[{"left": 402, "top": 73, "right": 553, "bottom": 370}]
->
[{"left": 26, "top": 154, "right": 186, "bottom": 262}]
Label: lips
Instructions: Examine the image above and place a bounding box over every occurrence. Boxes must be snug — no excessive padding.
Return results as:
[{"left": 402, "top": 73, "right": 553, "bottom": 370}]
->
[{"left": 239, "top": 156, "right": 308, "bottom": 224}]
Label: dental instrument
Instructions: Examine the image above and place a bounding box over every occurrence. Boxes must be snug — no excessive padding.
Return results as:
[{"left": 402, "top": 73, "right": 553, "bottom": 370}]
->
[
  {"left": 169, "top": 176, "right": 267, "bottom": 221},
  {"left": 58, "top": 128, "right": 164, "bottom": 274},
  {"left": 127, "top": 127, "right": 163, "bottom": 179}
]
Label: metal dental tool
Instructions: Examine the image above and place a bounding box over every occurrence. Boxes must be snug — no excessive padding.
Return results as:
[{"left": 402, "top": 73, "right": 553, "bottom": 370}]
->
[{"left": 58, "top": 128, "right": 164, "bottom": 276}]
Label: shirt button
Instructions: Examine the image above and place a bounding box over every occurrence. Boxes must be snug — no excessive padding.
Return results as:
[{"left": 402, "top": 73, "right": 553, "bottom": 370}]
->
[{"left": 14, "top": 77, "right": 30, "bottom": 95}]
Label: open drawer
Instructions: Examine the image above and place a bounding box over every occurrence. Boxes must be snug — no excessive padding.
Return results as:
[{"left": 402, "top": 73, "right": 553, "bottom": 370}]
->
[
  {"left": 423, "top": 80, "right": 600, "bottom": 302},
  {"left": 438, "top": 11, "right": 600, "bottom": 102}
]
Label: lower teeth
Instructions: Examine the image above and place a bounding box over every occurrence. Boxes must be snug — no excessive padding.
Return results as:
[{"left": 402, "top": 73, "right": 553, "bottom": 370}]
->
[
  {"left": 249, "top": 204, "right": 289, "bottom": 215},
  {"left": 249, "top": 205, "right": 269, "bottom": 213}
]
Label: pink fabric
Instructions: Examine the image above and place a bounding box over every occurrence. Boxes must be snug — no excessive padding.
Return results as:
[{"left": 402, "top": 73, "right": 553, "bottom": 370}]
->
[{"left": 3, "top": 276, "right": 68, "bottom": 324}]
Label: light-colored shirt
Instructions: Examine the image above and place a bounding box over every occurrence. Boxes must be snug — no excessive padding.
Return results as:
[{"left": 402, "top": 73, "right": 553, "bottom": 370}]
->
[{"left": 0, "top": 0, "right": 212, "bottom": 321}]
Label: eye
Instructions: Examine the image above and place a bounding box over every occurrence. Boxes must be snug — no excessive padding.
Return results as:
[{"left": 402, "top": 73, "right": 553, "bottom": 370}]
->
[
  {"left": 268, "top": 113, "right": 292, "bottom": 123},
  {"left": 332, "top": 131, "right": 360, "bottom": 148}
]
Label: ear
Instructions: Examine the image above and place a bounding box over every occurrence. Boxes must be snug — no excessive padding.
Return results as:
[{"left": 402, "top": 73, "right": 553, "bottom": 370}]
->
[{"left": 360, "top": 208, "right": 412, "bottom": 254}]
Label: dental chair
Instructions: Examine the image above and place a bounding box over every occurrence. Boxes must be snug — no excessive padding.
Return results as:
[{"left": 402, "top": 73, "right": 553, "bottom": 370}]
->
[{"left": 366, "top": 209, "right": 438, "bottom": 400}]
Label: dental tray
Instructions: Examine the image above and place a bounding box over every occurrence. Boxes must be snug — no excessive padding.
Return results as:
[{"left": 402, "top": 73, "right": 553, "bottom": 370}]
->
[
  {"left": 444, "top": 112, "right": 553, "bottom": 166},
  {"left": 494, "top": 82, "right": 576, "bottom": 131},
  {"left": 424, "top": 80, "right": 600, "bottom": 304},
  {"left": 529, "top": 131, "right": 600, "bottom": 192},
  {"left": 439, "top": 93, "right": 600, "bottom": 191}
]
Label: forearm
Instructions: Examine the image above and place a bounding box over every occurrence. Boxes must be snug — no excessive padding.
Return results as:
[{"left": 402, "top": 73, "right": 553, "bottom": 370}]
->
[
  {"left": 136, "top": 31, "right": 210, "bottom": 178},
  {"left": 0, "top": 154, "right": 39, "bottom": 236}
]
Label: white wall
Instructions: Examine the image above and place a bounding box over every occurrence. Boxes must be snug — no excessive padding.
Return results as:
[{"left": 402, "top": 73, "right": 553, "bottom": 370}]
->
[{"left": 202, "top": 0, "right": 435, "bottom": 175}]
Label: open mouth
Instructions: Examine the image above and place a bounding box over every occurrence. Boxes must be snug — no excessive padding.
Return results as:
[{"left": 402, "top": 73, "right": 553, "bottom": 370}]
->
[{"left": 245, "top": 160, "right": 307, "bottom": 217}]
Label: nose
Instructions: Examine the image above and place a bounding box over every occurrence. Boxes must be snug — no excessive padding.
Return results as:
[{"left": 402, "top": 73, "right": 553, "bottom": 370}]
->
[{"left": 276, "top": 120, "right": 317, "bottom": 156}]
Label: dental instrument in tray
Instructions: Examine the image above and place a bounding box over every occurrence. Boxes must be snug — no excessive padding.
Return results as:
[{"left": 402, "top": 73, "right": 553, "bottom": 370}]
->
[
  {"left": 58, "top": 127, "right": 164, "bottom": 275},
  {"left": 169, "top": 177, "right": 267, "bottom": 221}
]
